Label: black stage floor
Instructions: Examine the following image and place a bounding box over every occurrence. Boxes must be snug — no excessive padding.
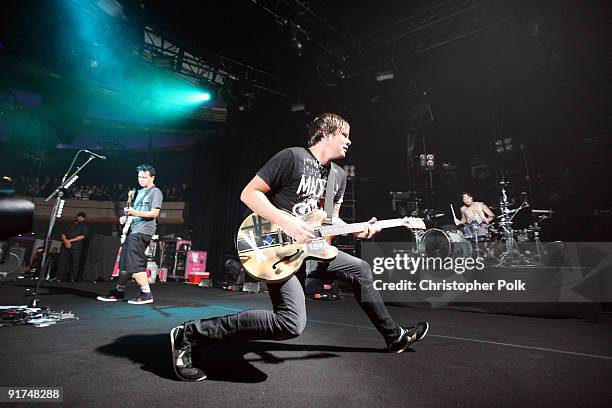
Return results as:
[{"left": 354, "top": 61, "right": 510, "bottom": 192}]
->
[{"left": 0, "top": 280, "right": 611, "bottom": 408}]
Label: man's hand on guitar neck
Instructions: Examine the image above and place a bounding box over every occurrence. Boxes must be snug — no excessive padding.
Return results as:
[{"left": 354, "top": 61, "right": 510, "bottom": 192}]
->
[
  {"left": 279, "top": 213, "right": 316, "bottom": 244},
  {"left": 355, "top": 217, "right": 381, "bottom": 239}
]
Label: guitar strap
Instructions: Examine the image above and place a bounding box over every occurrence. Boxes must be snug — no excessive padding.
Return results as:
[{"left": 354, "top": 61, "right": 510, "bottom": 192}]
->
[
  {"left": 323, "top": 165, "right": 337, "bottom": 225},
  {"left": 132, "top": 186, "right": 155, "bottom": 210},
  {"left": 125, "top": 187, "right": 155, "bottom": 235}
]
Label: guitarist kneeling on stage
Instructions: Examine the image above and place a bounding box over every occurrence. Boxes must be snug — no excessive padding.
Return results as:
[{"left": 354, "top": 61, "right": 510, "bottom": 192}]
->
[
  {"left": 170, "top": 113, "right": 429, "bottom": 382},
  {"left": 97, "top": 164, "right": 163, "bottom": 305}
]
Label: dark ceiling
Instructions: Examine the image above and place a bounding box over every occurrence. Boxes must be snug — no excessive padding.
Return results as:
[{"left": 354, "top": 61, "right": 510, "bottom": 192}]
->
[{"left": 121, "top": 0, "right": 522, "bottom": 87}]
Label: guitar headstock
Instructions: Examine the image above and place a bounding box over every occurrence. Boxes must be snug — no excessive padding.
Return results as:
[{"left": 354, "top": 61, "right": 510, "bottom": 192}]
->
[
  {"left": 402, "top": 217, "right": 426, "bottom": 230},
  {"left": 127, "top": 189, "right": 136, "bottom": 206}
]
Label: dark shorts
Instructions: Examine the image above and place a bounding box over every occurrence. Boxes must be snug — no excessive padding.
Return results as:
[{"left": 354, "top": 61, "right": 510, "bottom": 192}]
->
[{"left": 119, "top": 233, "right": 152, "bottom": 274}]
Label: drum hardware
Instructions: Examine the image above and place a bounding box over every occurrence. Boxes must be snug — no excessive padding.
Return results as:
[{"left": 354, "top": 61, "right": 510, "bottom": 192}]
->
[
  {"left": 422, "top": 208, "right": 445, "bottom": 221},
  {"left": 412, "top": 229, "right": 426, "bottom": 254},
  {"left": 421, "top": 228, "right": 472, "bottom": 258},
  {"left": 523, "top": 212, "right": 553, "bottom": 264},
  {"left": 463, "top": 221, "right": 491, "bottom": 258},
  {"left": 493, "top": 180, "right": 532, "bottom": 266},
  {"left": 492, "top": 180, "right": 560, "bottom": 266}
]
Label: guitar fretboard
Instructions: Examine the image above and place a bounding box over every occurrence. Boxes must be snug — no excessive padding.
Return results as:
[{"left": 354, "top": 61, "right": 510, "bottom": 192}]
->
[{"left": 316, "top": 218, "right": 408, "bottom": 237}]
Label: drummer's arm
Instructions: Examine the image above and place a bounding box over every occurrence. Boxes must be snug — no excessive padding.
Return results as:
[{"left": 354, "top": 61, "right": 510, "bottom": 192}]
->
[
  {"left": 455, "top": 208, "right": 467, "bottom": 225},
  {"left": 481, "top": 204, "right": 495, "bottom": 223}
]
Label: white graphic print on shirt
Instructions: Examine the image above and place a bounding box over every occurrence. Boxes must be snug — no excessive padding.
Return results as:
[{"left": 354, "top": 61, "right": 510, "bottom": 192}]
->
[{"left": 292, "top": 156, "right": 328, "bottom": 216}]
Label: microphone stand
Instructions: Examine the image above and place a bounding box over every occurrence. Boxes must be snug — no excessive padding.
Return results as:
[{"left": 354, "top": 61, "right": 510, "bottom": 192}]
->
[{"left": 29, "top": 152, "right": 99, "bottom": 308}]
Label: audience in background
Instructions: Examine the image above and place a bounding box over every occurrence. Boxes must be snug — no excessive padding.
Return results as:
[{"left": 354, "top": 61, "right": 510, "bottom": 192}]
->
[{"left": 16, "top": 176, "right": 188, "bottom": 201}]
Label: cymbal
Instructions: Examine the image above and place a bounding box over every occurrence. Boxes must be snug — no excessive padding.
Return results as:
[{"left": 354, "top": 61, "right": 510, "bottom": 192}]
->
[{"left": 532, "top": 209, "right": 555, "bottom": 214}]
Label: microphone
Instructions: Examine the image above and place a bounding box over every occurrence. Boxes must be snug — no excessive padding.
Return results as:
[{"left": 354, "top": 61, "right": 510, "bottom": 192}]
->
[{"left": 83, "top": 149, "right": 107, "bottom": 160}]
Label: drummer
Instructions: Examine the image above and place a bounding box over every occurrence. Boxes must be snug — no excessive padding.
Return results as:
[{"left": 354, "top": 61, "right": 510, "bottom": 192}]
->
[{"left": 454, "top": 192, "right": 495, "bottom": 227}]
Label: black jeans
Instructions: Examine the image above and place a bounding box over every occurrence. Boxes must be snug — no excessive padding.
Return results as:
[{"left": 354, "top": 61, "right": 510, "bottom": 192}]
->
[
  {"left": 182, "top": 251, "right": 401, "bottom": 346},
  {"left": 57, "top": 246, "right": 83, "bottom": 281}
]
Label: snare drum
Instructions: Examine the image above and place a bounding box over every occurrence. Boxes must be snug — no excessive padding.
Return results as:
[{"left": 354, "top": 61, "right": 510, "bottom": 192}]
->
[
  {"left": 463, "top": 221, "right": 490, "bottom": 241},
  {"left": 422, "top": 228, "right": 472, "bottom": 258}
]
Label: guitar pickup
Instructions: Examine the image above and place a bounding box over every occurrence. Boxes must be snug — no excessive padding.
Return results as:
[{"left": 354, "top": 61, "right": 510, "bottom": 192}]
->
[{"left": 278, "top": 230, "right": 294, "bottom": 245}]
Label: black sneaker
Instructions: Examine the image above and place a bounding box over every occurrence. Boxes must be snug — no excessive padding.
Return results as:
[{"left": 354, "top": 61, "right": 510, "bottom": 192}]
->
[
  {"left": 387, "top": 322, "right": 429, "bottom": 353},
  {"left": 96, "top": 290, "right": 125, "bottom": 302},
  {"left": 127, "top": 291, "right": 154, "bottom": 305},
  {"left": 170, "top": 325, "right": 206, "bottom": 382}
]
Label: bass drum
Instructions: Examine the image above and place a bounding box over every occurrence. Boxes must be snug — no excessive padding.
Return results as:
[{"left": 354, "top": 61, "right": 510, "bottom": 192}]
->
[{"left": 422, "top": 228, "right": 472, "bottom": 258}]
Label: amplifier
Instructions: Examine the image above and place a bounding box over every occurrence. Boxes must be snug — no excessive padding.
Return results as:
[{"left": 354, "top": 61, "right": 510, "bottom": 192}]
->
[{"left": 0, "top": 247, "right": 27, "bottom": 281}]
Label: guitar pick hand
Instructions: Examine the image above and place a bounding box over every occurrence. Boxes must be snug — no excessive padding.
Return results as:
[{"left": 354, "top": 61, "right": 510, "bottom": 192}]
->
[
  {"left": 124, "top": 207, "right": 137, "bottom": 216},
  {"left": 280, "top": 215, "right": 315, "bottom": 244}
]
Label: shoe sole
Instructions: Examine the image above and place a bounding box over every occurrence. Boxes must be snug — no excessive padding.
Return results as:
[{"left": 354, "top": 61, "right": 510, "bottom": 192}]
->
[
  {"left": 416, "top": 322, "right": 429, "bottom": 342},
  {"left": 127, "top": 299, "right": 154, "bottom": 304},
  {"left": 170, "top": 326, "right": 206, "bottom": 382},
  {"left": 96, "top": 296, "right": 124, "bottom": 302}
]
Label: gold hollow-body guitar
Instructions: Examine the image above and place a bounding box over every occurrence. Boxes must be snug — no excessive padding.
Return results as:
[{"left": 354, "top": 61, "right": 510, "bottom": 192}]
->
[{"left": 236, "top": 209, "right": 426, "bottom": 283}]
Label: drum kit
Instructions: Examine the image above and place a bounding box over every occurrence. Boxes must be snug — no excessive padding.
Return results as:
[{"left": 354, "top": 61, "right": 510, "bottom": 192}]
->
[{"left": 402, "top": 181, "right": 557, "bottom": 266}]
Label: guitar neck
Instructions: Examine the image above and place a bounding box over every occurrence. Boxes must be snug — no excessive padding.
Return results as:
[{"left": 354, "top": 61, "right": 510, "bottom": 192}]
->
[{"left": 317, "top": 218, "right": 407, "bottom": 237}]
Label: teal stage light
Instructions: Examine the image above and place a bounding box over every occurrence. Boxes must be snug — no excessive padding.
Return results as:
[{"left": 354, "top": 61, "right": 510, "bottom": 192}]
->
[{"left": 192, "top": 92, "right": 211, "bottom": 102}]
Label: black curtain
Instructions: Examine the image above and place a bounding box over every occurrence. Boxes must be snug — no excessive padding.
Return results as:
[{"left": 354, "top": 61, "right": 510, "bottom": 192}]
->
[{"left": 189, "top": 107, "right": 295, "bottom": 281}]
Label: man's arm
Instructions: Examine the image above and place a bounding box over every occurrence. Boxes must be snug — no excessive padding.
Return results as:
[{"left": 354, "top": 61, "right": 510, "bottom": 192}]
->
[
  {"left": 61, "top": 233, "right": 71, "bottom": 248},
  {"left": 240, "top": 175, "right": 314, "bottom": 243},
  {"left": 67, "top": 235, "right": 86, "bottom": 243},
  {"left": 333, "top": 202, "right": 379, "bottom": 239},
  {"left": 454, "top": 208, "right": 467, "bottom": 225},
  {"left": 125, "top": 208, "right": 161, "bottom": 218},
  {"left": 126, "top": 188, "right": 163, "bottom": 218},
  {"left": 333, "top": 203, "right": 345, "bottom": 224},
  {"left": 481, "top": 203, "right": 495, "bottom": 223}
]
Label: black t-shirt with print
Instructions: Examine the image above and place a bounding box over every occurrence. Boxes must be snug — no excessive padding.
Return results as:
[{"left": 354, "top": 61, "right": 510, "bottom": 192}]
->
[{"left": 256, "top": 147, "right": 346, "bottom": 216}]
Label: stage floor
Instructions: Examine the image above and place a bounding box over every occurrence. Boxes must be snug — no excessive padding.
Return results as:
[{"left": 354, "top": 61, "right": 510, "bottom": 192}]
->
[{"left": 0, "top": 280, "right": 611, "bottom": 407}]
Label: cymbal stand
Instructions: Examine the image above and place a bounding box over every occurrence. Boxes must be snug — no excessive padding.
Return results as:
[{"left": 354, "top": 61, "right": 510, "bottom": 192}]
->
[
  {"left": 495, "top": 181, "right": 528, "bottom": 266},
  {"left": 412, "top": 229, "right": 426, "bottom": 255},
  {"left": 528, "top": 216, "right": 549, "bottom": 265}
]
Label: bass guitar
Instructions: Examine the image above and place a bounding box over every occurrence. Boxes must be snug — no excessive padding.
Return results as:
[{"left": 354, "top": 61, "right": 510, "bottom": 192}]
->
[{"left": 120, "top": 189, "right": 136, "bottom": 244}]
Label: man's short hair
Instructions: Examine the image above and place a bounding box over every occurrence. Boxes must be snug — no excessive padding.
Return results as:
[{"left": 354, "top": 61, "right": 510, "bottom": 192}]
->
[
  {"left": 136, "top": 164, "right": 156, "bottom": 177},
  {"left": 76, "top": 212, "right": 87, "bottom": 218},
  {"left": 307, "top": 113, "right": 349, "bottom": 147},
  {"left": 462, "top": 192, "right": 474, "bottom": 199}
]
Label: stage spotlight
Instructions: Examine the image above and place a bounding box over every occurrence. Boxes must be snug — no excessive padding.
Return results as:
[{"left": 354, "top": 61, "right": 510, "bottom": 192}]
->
[
  {"left": 290, "top": 102, "right": 305, "bottom": 112},
  {"left": 192, "top": 92, "right": 211, "bottom": 102},
  {"left": 288, "top": 21, "right": 308, "bottom": 56},
  {"left": 426, "top": 154, "right": 435, "bottom": 168},
  {"left": 376, "top": 70, "right": 394, "bottom": 82},
  {"left": 419, "top": 154, "right": 435, "bottom": 170},
  {"left": 183, "top": 85, "right": 213, "bottom": 104},
  {"left": 503, "top": 137, "right": 513, "bottom": 151},
  {"left": 494, "top": 140, "right": 505, "bottom": 154}
]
